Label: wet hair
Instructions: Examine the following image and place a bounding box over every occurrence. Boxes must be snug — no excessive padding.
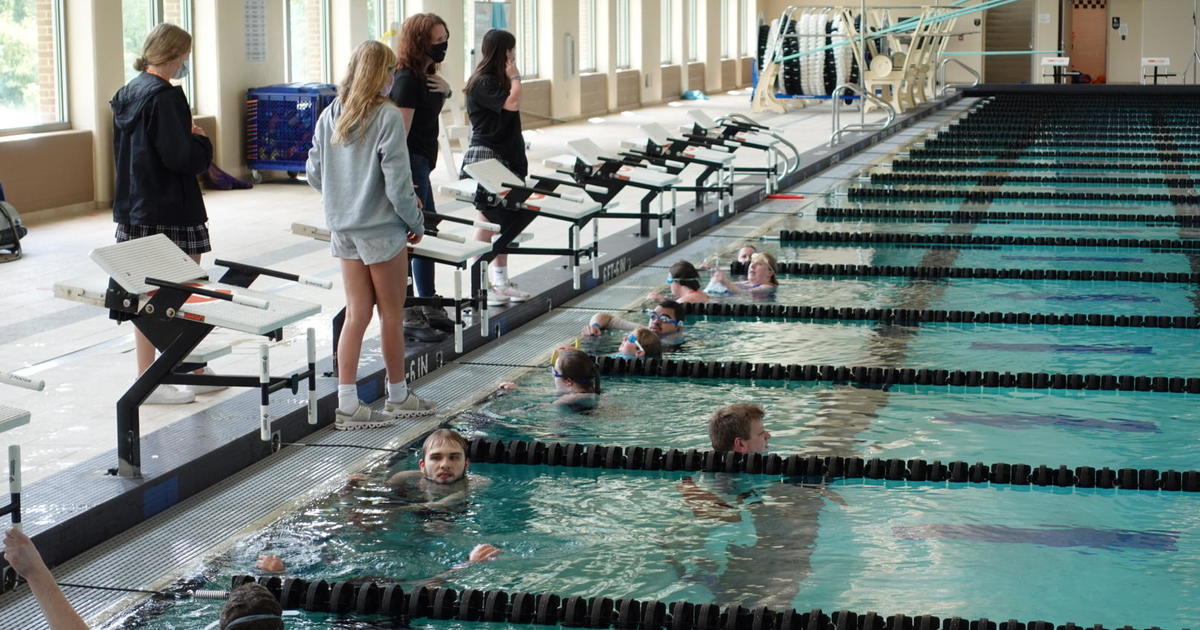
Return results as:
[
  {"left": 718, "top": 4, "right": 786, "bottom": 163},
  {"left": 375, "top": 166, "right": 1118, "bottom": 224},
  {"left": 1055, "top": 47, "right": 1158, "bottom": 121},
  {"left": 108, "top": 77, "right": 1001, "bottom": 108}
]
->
[
  {"left": 395, "top": 12, "right": 449, "bottom": 78},
  {"left": 749, "top": 252, "right": 778, "bottom": 285},
  {"left": 737, "top": 244, "right": 758, "bottom": 260},
  {"left": 658, "top": 299, "right": 684, "bottom": 323},
  {"left": 333, "top": 40, "right": 397, "bottom": 145},
  {"left": 631, "top": 327, "right": 663, "bottom": 358},
  {"left": 555, "top": 348, "right": 601, "bottom": 394},
  {"left": 465, "top": 29, "right": 516, "bottom": 96},
  {"left": 422, "top": 428, "right": 469, "bottom": 457},
  {"left": 134, "top": 23, "right": 191, "bottom": 72},
  {"left": 669, "top": 260, "right": 702, "bottom": 291},
  {"left": 220, "top": 583, "right": 283, "bottom": 630},
  {"left": 708, "top": 403, "right": 765, "bottom": 452}
]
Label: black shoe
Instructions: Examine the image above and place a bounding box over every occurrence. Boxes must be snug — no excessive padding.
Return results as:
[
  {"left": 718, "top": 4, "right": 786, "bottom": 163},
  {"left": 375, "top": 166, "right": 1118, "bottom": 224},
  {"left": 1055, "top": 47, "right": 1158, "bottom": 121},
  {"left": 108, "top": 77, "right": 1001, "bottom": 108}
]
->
[
  {"left": 404, "top": 307, "right": 448, "bottom": 343},
  {"left": 421, "top": 303, "right": 456, "bottom": 332}
]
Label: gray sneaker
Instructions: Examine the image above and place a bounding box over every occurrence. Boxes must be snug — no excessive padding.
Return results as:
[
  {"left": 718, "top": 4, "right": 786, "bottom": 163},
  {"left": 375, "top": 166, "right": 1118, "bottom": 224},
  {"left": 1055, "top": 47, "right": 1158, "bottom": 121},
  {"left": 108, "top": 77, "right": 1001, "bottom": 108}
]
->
[
  {"left": 334, "top": 403, "right": 396, "bottom": 430},
  {"left": 384, "top": 391, "right": 438, "bottom": 418}
]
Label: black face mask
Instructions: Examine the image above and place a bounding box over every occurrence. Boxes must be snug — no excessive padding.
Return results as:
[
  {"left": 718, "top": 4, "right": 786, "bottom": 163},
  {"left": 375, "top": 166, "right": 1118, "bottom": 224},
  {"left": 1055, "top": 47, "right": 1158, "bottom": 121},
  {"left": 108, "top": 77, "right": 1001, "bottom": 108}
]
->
[{"left": 430, "top": 41, "right": 448, "bottom": 63}]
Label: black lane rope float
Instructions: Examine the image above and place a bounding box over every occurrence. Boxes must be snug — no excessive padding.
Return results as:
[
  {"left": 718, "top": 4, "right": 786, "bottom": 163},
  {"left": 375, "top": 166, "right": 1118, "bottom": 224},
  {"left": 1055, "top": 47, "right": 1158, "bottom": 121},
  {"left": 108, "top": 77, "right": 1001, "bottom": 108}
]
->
[
  {"left": 463, "top": 437, "right": 1200, "bottom": 493},
  {"left": 922, "top": 139, "right": 1200, "bottom": 151},
  {"left": 593, "top": 354, "right": 1200, "bottom": 394},
  {"left": 778, "top": 230, "right": 1200, "bottom": 251},
  {"left": 773, "top": 260, "right": 1200, "bottom": 284},
  {"left": 227, "top": 574, "right": 1163, "bottom": 630},
  {"left": 937, "top": 130, "right": 1200, "bottom": 141},
  {"left": 909, "top": 148, "right": 1200, "bottom": 161},
  {"left": 815, "top": 206, "right": 1200, "bottom": 224},
  {"left": 892, "top": 159, "right": 1200, "bottom": 173},
  {"left": 867, "top": 173, "right": 1200, "bottom": 188},
  {"left": 845, "top": 188, "right": 1200, "bottom": 204},
  {"left": 677, "top": 301, "right": 1200, "bottom": 331}
]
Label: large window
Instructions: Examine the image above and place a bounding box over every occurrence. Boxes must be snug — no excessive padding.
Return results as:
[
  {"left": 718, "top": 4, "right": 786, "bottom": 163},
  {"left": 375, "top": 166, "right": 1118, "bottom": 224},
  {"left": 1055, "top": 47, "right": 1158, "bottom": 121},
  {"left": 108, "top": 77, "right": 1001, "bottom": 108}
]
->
[
  {"left": 615, "top": 0, "right": 631, "bottom": 69},
  {"left": 687, "top": 0, "right": 698, "bottom": 62},
  {"left": 122, "top": 1, "right": 194, "bottom": 106},
  {"left": 516, "top": 0, "right": 537, "bottom": 78},
  {"left": 721, "top": 0, "right": 733, "bottom": 58},
  {"left": 740, "top": 0, "right": 755, "bottom": 57},
  {"left": 660, "top": 0, "right": 673, "bottom": 64},
  {"left": 579, "top": 0, "right": 596, "bottom": 73},
  {"left": 367, "top": 0, "right": 404, "bottom": 42},
  {"left": 286, "top": 0, "right": 331, "bottom": 83},
  {"left": 0, "top": 0, "right": 65, "bottom": 133}
]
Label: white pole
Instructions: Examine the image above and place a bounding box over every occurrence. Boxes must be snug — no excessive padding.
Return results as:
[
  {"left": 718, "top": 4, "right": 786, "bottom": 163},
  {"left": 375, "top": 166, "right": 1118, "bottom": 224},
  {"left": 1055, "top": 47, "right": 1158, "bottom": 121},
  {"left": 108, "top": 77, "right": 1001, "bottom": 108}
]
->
[
  {"left": 259, "top": 344, "right": 271, "bottom": 441},
  {"left": 8, "top": 444, "right": 20, "bottom": 530},
  {"left": 306, "top": 328, "right": 317, "bottom": 425}
]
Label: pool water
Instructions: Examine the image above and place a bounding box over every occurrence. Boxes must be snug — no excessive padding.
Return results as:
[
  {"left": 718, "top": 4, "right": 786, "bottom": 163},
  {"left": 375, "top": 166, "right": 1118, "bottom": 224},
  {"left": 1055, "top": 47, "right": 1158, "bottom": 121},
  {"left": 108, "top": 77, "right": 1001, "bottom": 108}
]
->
[{"left": 104, "top": 97, "right": 1200, "bottom": 630}]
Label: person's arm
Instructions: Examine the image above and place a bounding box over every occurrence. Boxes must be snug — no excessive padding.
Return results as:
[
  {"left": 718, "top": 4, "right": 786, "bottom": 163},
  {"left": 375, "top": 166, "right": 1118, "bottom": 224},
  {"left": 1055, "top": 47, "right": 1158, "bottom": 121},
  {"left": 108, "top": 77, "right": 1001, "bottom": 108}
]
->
[
  {"left": 399, "top": 108, "right": 416, "bottom": 137},
  {"left": 385, "top": 469, "right": 422, "bottom": 487},
  {"left": 377, "top": 109, "right": 424, "bottom": 239},
  {"left": 709, "top": 270, "right": 741, "bottom": 293},
  {"left": 151, "top": 93, "right": 213, "bottom": 176},
  {"left": 3, "top": 529, "right": 90, "bottom": 630},
  {"left": 582, "top": 313, "right": 638, "bottom": 335},
  {"left": 305, "top": 109, "right": 326, "bottom": 193},
  {"left": 503, "top": 60, "right": 522, "bottom": 111},
  {"left": 676, "top": 478, "right": 742, "bottom": 523}
]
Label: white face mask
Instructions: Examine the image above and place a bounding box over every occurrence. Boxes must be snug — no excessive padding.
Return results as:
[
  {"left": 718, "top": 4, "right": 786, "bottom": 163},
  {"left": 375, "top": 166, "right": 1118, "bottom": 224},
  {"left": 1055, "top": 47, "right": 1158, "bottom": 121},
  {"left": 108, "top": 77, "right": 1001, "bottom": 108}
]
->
[
  {"left": 380, "top": 76, "right": 394, "bottom": 97},
  {"left": 174, "top": 58, "right": 190, "bottom": 80}
]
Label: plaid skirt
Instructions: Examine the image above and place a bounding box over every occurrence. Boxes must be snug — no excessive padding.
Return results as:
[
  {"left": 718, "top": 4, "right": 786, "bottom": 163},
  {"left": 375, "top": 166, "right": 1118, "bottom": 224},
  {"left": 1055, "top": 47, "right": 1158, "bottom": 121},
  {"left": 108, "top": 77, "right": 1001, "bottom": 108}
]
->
[{"left": 116, "top": 223, "right": 212, "bottom": 255}]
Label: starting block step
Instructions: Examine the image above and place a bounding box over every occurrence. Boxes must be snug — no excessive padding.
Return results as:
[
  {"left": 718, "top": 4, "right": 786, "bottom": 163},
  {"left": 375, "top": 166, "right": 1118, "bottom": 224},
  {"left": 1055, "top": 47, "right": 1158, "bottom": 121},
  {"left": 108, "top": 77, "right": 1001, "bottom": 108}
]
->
[{"left": 0, "top": 405, "right": 30, "bottom": 434}]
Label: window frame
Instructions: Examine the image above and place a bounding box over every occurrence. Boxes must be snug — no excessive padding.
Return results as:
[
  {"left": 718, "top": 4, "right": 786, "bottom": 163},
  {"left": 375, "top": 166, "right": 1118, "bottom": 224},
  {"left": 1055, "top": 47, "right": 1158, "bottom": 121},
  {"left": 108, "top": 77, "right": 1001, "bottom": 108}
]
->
[
  {"left": 579, "top": 0, "right": 597, "bottom": 73},
  {"left": 517, "top": 0, "right": 538, "bottom": 78},
  {"left": 687, "top": 0, "right": 698, "bottom": 63},
  {"left": 285, "top": 0, "right": 333, "bottom": 84},
  {"left": 660, "top": 0, "right": 673, "bottom": 65},
  {"left": 0, "top": 0, "right": 68, "bottom": 136},
  {"left": 615, "top": 0, "right": 631, "bottom": 70}
]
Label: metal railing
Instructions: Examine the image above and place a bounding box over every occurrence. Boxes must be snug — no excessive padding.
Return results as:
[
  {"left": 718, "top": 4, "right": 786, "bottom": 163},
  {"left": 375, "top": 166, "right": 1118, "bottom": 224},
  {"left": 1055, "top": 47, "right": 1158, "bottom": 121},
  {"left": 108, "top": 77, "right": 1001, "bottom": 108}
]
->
[
  {"left": 936, "top": 57, "right": 981, "bottom": 95},
  {"left": 830, "top": 83, "right": 896, "bottom": 146}
]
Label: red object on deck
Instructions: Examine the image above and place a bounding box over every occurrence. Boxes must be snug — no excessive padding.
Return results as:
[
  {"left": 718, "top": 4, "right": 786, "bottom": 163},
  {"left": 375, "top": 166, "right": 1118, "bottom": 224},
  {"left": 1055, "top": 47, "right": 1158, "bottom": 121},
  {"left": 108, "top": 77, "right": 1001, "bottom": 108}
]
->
[{"left": 765, "top": 194, "right": 805, "bottom": 199}]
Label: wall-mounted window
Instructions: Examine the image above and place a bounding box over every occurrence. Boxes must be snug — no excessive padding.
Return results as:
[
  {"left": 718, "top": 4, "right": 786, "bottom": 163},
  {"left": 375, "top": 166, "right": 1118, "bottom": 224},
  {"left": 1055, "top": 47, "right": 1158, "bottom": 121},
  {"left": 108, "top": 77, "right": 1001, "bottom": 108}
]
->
[
  {"left": 740, "top": 0, "right": 755, "bottom": 57},
  {"left": 367, "top": 0, "right": 405, "bottom": 42},
  {"left": 121, "top": 0, "right": 195, "bottom": 108},
  {"left": 579, "top": 0, "right": 597, "bottom": 73},
  {"left": 615, "top": 0, "right": 631, "bottom": 69},
  {"left": 661, "top": 0, "right": 674, "bottom": 64},
  {"left": 516, "top": 0, "right": 538, "bottom": 78},
  {"left": 721, "top": 0, "right": 734, "bottom": 58},
  {"left": 687, "top": 0, "right": 698, "bottom": 62},
  {"left": 0, "top": 0, "right": 66, "bottom": 133},
  {"left": 286, "top": 0, "right": 331, "bottom": 84}
]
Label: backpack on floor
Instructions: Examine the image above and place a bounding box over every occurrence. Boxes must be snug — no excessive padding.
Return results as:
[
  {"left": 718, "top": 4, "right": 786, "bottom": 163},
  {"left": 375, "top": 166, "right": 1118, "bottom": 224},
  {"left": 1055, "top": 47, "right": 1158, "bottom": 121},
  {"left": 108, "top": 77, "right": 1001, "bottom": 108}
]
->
[{"left": 0, "top": 183, "right": 27, "bottom": 262}]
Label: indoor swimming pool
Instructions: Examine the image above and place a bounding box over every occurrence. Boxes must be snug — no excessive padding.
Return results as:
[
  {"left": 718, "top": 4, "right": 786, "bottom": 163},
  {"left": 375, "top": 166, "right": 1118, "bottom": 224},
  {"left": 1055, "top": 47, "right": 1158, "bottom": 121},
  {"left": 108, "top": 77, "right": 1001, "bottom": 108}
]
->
[{"left": 99, "top": 94, "right": 1199, "bottom": 630}]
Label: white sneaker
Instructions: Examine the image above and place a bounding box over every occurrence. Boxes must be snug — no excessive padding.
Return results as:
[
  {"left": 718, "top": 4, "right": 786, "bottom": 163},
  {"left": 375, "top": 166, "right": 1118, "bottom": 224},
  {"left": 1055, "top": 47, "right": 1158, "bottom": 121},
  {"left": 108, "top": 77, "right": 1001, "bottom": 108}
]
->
[
  {"left": 183, "top": 367, "right": 228, "bottom": 395},
  {"left": 486, "top": 290, "right": 510, "bottom": 307},
  {"left": 143, "top": 385, "right": 196, "bottom": 405},
  {"left": 334, "top": 403, "right": 396, "bottom": 430},
  {"left": 492, "top": 282, "right": 532, "bottom": 303}
]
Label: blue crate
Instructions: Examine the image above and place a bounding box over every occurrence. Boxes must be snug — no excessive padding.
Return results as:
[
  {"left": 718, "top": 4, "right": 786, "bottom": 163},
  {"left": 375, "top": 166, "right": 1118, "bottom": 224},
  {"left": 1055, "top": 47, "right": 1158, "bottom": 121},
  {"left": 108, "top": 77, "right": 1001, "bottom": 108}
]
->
[{"left": 244, "top": 83, "right": 337, "bottom": 174}]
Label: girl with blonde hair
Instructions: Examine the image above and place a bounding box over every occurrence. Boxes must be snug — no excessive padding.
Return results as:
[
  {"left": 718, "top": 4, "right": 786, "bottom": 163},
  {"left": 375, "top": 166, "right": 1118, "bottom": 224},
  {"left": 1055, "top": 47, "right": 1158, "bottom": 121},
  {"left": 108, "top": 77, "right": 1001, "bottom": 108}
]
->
[{"left": 307, "top": 40, "right": 436, "bottom": 429}]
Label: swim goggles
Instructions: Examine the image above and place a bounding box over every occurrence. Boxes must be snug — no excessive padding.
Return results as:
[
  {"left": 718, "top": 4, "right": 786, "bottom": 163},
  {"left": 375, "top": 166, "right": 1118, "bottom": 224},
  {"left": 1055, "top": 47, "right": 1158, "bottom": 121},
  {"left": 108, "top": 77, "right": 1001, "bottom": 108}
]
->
[
  {"left": 625, "top": 333, "right": 645, "bottom": 355},
  {"left": 648, "top": 312, "right": 682, "bottom": 326},
  {"left": 549, "top": 338, "right": 582, "bottom": 365},
  {"left": 666, "top": 276, "right": 700, "bottom": 283}
]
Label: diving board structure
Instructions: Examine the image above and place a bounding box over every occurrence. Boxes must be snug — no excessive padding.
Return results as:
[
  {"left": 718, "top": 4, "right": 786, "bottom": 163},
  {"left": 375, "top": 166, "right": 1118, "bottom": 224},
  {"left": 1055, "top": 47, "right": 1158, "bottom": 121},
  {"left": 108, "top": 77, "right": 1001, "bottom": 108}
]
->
[
  {"left": 621, "top": 122, "right": 736, "bottom": 217},
  {"left": 54, "top": 235, "right": 323, "bottom": 477}
]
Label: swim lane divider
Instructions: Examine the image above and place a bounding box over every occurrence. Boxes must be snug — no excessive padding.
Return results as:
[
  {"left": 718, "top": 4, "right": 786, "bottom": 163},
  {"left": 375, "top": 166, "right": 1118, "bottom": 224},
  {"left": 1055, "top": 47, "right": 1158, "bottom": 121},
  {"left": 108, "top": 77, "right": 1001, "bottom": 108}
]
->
[
  {"left": 773, "top": 261, "right": 1199, "bottom": 284},
  {"left": 779, "top": 230, "right": 1200, "bottom": 251},
  {"left": 226, "top": 574, "right": 1153, "bottom": 630},
  {"left": 815, "top": 207, "right": 1200, "bottom": 225},
  {"left": 593, "top": 355, "right": 1200, "bottom": 394},
  {"left": 678, "top": 302, "right": 1200, "bottom": 331},
  {"left": 461, "top": 437, "right": 1200, "bottom": 492},
  {"left": 844, "top": 187, "right": 1200, "bottom": 205}
]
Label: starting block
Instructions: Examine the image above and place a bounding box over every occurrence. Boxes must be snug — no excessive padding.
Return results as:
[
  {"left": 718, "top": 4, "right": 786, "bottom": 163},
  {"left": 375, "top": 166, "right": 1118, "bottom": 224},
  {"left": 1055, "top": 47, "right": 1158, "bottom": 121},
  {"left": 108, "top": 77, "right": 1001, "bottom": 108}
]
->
[
  {"left": 0, "top": 371, "right": 40, "bottom": 528},
  {"left": 57, "top": 234, "right": 323, "bottom": 477},
  {"left": 291, "top": 222, "right": 492, "bottom": 353}
]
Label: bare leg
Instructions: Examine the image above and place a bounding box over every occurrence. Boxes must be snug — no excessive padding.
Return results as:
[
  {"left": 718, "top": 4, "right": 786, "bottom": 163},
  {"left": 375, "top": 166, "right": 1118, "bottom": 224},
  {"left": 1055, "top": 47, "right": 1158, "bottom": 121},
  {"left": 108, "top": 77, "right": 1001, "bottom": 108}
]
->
[
  {"left": 337, "top": 258, "right": 376, "bottom": 386},
  {"left": 366, "top": 249, "right": 410, "bottom": 385},
  {"left": 473, "top": 211, "right": 507, "bottom": 268}
]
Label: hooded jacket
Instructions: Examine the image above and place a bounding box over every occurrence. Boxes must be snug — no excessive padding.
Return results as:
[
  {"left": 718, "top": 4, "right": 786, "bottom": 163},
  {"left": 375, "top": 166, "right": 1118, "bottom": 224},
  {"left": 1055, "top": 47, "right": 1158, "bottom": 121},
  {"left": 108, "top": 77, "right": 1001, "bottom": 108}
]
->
[{"left": 110, "top": 72, "right": 212, "bottom": 226}]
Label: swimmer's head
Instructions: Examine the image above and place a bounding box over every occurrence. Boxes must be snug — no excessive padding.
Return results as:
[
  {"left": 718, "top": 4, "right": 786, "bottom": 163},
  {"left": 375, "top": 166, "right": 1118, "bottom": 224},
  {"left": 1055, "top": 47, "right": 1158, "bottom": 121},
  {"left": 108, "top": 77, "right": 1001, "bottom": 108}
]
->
[
  {"left": 648, "top": 300, "right": 684, "bottom": 335},
  {"left": 737, "top": 245, "right": 758, "bottom": 263},
  {"left": 747, "top": 252, "right": 777, "bottom": 286},
  {"left": 219, "top": 583, "right": 284, "bottom": 629},
  {"left": 668, "top": 260, "right": 702, "bottom": 292},
  {"left": 708, "top": 403, "right": 770, "bottom": 454},
  {"left": 419, "top": 429, "right": 470, "bottom": 484},
  {"left": 552, "top": 347, "right": 601, "bottom": 394},
  {"left": 618, "top": 327, "right": 663, "bottom": 359}
]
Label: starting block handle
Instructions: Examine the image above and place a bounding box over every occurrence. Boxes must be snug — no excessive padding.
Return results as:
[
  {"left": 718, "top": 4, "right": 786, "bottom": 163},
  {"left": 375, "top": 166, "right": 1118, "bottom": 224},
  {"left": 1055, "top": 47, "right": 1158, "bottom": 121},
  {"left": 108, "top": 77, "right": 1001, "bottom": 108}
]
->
[
  {"left": 425, "top": 228, "right": 466, "bottom": 244},
  {"left": 232, "top": 294, "right": 270, "bottom": 310},
  {"left": 2, "top": 445, "right": 19, "bottom": 528},
  {"left": 425, "top": 212, "right": 501, "bottom": 233},
  {"left": 0, "top": 372, "right": 44, "bottom": 392},
  {"left": 214, "top": 259, "right": 333, "bottom": 290}
]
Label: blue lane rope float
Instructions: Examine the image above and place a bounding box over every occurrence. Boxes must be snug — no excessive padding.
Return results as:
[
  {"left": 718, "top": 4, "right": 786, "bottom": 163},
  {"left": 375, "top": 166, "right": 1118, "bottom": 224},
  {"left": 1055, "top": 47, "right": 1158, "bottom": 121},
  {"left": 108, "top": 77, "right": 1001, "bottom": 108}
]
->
[
  {"left": 461, "top": 437, "right": 1200, "bottom": 493},
  {"left": 815, "top": 206, "right": 1200, "bottom": 225},
  {"left": 778, "top": 230, "right": 1200, "bottom": 251},
  {"left": 593, "top": 355, "right": 1200, "bottom": 395},
  {"left": 225, "top": 575, "right": 1163, "bottom": 630},
  {"left": 772, "top": 260, "right": 1200, "bottom": 284},
  {"left": 677, "top": 302, "right": 1200, "bottom": 331}
]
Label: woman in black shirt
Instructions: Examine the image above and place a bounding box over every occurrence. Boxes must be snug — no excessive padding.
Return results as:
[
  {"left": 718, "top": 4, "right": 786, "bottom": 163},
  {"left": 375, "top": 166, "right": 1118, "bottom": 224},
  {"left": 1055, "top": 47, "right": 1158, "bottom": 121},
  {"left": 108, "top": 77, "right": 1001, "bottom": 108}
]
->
[
  {"left": 461, "top": 28, "right": 531, "bottom": 304},
  {"left": 390, "top": 13, "right": 453, "bottom": 340}
]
